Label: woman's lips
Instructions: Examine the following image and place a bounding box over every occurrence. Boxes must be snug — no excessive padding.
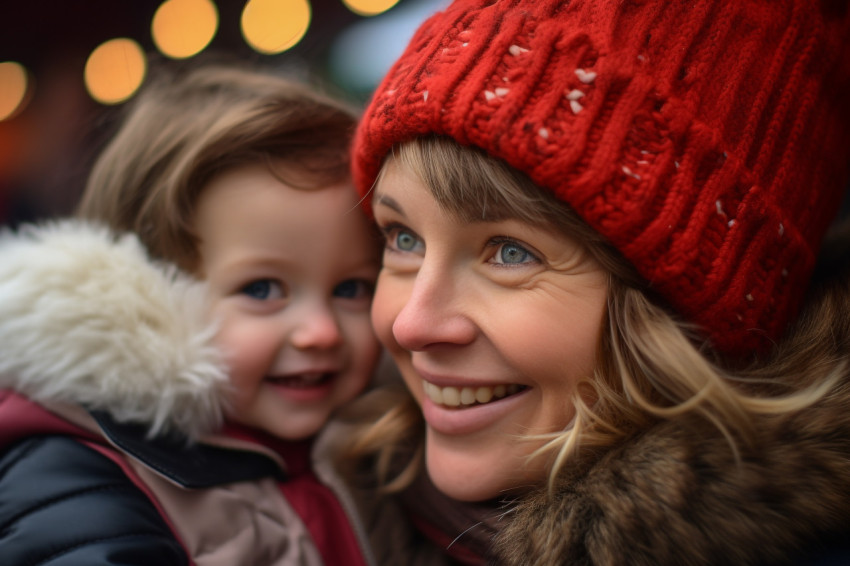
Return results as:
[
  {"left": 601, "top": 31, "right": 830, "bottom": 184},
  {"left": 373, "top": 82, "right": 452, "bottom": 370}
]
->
[{"left": 418, "top": 377, "right": 531, "bottom": 436}]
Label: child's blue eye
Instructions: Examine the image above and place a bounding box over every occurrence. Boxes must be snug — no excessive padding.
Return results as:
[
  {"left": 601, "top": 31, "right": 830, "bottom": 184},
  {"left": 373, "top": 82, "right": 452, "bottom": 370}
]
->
[
  {"left": 240, "top": 279, "right": 284, "bottom": 300},
  {"left": 333, "top": 279, "right": 374, "bottom": 299}
]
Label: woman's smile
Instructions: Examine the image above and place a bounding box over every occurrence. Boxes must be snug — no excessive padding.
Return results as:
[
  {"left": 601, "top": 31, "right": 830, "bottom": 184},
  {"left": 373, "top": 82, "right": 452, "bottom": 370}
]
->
[{"left": 422, "top": 380, "right": 526, "bottom": 408}]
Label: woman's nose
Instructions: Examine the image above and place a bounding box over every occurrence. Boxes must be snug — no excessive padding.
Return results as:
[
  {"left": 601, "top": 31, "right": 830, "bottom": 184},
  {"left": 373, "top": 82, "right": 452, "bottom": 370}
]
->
[
  {"left": 390, "top": 264, "right": 476, "bottom": 352},
  {"left": 290, "top": 303, "right": 343, "bottom": 351}
]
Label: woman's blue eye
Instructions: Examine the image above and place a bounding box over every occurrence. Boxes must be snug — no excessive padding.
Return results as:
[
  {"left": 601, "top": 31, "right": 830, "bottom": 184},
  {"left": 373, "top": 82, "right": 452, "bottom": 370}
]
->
[
  {"left": 333, "top": 279, "right": 374, "bottom": 299},
  {"left": 381, "top": 224, "right": 423, "bottom": 254},
  {"left": 240, "top": 279, "right": 283, "bottom": 300},
  {"left": 396, "top": 230, "right": 418, "bottom": 251},
  {"left": 490, "top": 240, "right": 537, "bottom": 265},
  {"left": 499, "top": 243, "right": 532, "bottom": 264}
]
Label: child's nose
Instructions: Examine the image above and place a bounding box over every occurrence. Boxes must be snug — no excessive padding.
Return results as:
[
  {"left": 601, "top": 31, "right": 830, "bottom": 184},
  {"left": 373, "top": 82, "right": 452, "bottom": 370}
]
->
[{"left": 290, "top": 305, "right": 343, "bottom": 350}]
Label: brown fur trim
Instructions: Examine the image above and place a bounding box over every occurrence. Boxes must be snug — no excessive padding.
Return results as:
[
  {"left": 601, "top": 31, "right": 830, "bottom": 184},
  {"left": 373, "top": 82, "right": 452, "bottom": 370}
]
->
[{"left": 495, "top": 384, "right": 850, "bottom": 565}]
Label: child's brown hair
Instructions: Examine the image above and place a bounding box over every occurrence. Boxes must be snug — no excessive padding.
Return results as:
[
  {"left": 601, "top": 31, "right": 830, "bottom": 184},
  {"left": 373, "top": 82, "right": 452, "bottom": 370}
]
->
[{"left": 77, "top": 61, "right": 358, "bottom": 273}]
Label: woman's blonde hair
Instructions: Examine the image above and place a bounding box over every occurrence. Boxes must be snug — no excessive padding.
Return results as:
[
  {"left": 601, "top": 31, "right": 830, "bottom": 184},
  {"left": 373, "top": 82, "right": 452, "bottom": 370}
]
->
[
  {"left": 348, "top": 135, "right": 846, "bottom": 493},
  {"left": 76, "top": 59, "right": 358, "bottom": 273}
]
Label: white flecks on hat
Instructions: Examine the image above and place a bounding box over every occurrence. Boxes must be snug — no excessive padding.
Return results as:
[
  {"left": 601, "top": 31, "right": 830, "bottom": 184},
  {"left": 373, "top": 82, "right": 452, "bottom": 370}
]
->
[
  {"left": 539, "top": 127, "right": 550, "bottom": 139},
  {"left": 746, "top": 293, "right": 754, "bottom": 302},
  {"left": 566, "top": 89, "right": 585, "bottom": 113},
  {"left": 715, "top": 200, "right": 726, "bottom": 217},
  {"left": 484, "top": 88, "right": 508, "bottom": 101},
  {"left": 674, "top": 161, "right": 680, "bottom": 169},
  {"left": 728, "top": 219, "right": 736, "bottom": 227},
  {"left": 462, "top": 42, "right": 469, "bottom": 47},
  {"left": 509, "top": 45, "right": 529, "bottom": 56},
  {"left": 423, "top": 90, "right": 429, "bottom": 102},
  {"left": 575, "top": 68, "right": 597, "bottom": 83},
  {"left": 778, "top": 223, "right": 785, "bottom": 237},
  {"left": 622, "top": 166, "right": 641, "bottom": 180}
]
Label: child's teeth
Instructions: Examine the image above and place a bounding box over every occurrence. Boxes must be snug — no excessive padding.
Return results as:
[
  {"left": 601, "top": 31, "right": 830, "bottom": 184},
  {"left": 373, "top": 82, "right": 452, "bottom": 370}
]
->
[
  {"left": 302, "top": 373, "right": 323, "bottom": 384},
  {"left": 423, "top": 381, "right": 522, "bottom": 408}
]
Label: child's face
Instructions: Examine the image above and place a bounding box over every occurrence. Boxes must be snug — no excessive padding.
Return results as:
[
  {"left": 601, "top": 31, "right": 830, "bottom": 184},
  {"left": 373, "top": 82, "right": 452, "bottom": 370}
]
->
[
  {"left": 371, "top": 159, "right": 609, "bottom": 502},
  {"left": 195, "top": 162, "right": 382, "bottom": 440}
]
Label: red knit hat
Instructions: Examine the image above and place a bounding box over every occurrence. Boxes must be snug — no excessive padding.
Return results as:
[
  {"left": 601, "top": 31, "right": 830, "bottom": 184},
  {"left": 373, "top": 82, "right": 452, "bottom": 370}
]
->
[{"left": 352, "top": 0, "right": 850, "bottom": 357}]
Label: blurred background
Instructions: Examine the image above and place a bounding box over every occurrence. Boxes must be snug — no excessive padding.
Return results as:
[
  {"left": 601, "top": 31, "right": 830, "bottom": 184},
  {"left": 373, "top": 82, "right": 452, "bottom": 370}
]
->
[{"left": 0, "top": 0, "right": 447, "bottom": 226}]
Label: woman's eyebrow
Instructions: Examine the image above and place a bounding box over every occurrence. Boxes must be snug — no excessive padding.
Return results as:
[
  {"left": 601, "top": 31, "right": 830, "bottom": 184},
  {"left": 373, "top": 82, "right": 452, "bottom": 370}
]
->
[{"left": 373, "top": 193, "right": 405, "bottom": 216}]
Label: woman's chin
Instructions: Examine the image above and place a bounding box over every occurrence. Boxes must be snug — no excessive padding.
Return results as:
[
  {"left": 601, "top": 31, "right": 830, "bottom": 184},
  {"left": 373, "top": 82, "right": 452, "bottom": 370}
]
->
[{"left": 424, "top": 436, "right": 543, "bottom": 502}]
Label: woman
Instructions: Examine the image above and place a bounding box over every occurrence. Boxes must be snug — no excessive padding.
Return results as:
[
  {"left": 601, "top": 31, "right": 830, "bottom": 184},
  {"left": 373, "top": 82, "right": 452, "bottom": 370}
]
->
[{"left": 346, "top": 0, "right": 850, "bottom": 564}]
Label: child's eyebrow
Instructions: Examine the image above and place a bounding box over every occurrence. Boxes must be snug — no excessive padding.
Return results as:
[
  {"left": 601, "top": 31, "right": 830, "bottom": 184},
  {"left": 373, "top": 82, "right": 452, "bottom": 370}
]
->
[{"left": 373, "top": 193, "right": 405, "bottom": 216}]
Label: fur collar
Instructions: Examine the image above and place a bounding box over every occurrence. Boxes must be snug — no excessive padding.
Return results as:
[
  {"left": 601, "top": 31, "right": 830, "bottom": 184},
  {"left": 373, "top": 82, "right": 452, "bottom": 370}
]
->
[
  {"left": 0, "top": 220, "right": 228, "bottom": 441},
  {"left": 494, "top": 384, "right": 850, "bottom": 565}
]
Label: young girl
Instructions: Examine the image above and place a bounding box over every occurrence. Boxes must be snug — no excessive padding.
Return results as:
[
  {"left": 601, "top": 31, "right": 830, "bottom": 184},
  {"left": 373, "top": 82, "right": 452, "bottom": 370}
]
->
[
  {"left": 0, "top": 62, "right": 390, "bottom": 565},
  {"left": 348, "top": 0, "right": 850, "bottom": 564}
]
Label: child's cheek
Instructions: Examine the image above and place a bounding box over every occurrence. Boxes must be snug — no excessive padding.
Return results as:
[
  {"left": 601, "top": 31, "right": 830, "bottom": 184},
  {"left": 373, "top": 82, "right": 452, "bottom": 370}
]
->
[{"left": 214, "top": 319, "right": 280, "bottom": 399}]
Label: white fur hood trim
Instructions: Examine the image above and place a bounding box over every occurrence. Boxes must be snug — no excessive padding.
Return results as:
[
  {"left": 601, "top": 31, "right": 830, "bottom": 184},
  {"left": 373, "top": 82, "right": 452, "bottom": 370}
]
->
[{"left": 0, "top": 220, "right": 228, "bottom": 440}]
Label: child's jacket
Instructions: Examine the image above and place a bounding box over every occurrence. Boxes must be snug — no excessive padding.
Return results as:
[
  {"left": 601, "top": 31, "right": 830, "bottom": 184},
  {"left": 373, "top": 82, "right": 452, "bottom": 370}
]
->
[{"left": 0, "top": 220, "right": 376, "bottom": 566}]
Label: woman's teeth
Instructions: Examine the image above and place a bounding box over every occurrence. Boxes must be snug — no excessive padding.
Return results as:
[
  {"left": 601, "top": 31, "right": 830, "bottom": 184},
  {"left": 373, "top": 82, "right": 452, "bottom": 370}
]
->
[{"left": 423, "top": 381, "right": 524, "bottom": 407}]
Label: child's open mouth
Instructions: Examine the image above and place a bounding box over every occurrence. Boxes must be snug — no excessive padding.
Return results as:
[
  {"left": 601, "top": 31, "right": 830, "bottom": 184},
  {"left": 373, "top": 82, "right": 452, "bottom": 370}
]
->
[{"left": 266, "top": 372, "right": 334, "bottom": 389}]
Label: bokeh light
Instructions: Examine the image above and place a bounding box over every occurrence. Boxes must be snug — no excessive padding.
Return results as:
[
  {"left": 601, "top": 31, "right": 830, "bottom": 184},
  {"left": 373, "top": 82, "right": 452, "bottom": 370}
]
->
[
  {"left": 152, "top": 0, "right": 219, "bottom": 59},
  {"left": 330, "top": 0, "right": 446, "bottom": 96},
  {"left": 241, "top": 0, "right": 311, "bottom": 55},
  {"left": 0, "top": 61, "right": 30, "bottom": 121},
  {"left": 84, "top": 38, "right": 147, "bottom": 105},
  {"left": 342, "top": 0, "right": 400, "bottom": 17}
]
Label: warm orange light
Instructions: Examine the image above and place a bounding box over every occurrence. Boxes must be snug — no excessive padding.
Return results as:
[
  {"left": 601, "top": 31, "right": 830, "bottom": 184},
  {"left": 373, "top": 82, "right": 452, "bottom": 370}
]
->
[
  {"left": 342, "top": 0, "right": 400, "bottom": 16},
  {"left": 84, "top": 38, "right": 147, "bottom": 105},
  {"left": 241, "top": 0, "right": 311, "bottom": 54},
  {"left": 152, "top": 0, "right": 219, "bottom": 59},
  {"left": 0, "top": 62, "right": 30, "bottom": 121}
]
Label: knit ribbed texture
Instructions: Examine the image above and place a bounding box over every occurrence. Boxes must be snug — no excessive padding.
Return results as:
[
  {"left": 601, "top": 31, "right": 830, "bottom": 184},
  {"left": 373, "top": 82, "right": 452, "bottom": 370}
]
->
[{"left": 353, "top": 0, "right": 850, "bottom": 357}]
